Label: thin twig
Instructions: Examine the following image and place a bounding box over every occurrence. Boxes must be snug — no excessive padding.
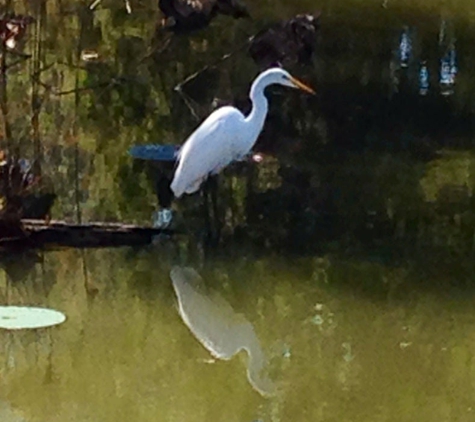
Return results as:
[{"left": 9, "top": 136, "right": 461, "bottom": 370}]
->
[
  {"left": 52, "top": 81, "right": 117, "bottom": 96},
  {"left": 4, "top": 55, "right": 30, "bottom": 71},
  {"left": 174, "top": 52, "right": 234, "bottom": 92},
  {"left": 5, "top": 49, "right": 32, "bottom": 58},
  {"left": 36, "top": 79, "right": 52, "bottom": 90},
  {"left": 89, "top": 0, "right": 102, "bottom": 10},
  {"left": 138, "top": 34, "right": 173, "bottom": 64},
  {"left": 31, "top": 61, "right": 56, "bottom": 77},
  {"left": 172, "top": 38, "right": 252, "bottom": 121},
  {"left": 0, "top": 38, "right": 12, "bottom": 153},
  {"left": 55, "top": 60, "right": 91, "bottom": 71},
  {"left": 125, "top": 0, "right": 132, "bottom": 14},
  {"left": 74, "top": 10, "right": 85, "bottom": 225},
  {"left": 174, "top": 38, "right": 251, "bottom": 91},
  {"left": 175, "top": 89, "right": 202, "bottom": 122},
  {"left": 31, "top": 1, "right": 43, "bottom": 176}
]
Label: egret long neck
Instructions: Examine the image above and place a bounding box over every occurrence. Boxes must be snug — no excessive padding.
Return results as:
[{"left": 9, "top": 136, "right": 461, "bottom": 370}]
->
[{"left": 244, "top": 77, "right": 269, "bottom": 142}]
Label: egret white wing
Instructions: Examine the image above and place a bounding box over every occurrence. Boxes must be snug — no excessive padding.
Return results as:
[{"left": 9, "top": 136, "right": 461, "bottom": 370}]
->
[{"left": 171, "top": 106, "right": 244, "bottom": 197}]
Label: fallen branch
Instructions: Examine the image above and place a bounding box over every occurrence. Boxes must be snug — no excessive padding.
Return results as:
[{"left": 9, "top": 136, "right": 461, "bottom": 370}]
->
[{"left": 2, "top": 219, "right": 178, "bottom": 250}]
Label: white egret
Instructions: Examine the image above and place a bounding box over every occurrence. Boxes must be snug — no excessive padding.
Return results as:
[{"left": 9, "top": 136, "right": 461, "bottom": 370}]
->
[{"left": 170, "top": 67, "right": 315, "bottom": 198}]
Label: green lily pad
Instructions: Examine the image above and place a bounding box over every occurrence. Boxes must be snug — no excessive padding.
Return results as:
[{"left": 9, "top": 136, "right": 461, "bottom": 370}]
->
[{"left": 0, "top": 306, "right": 66, "bottom": 330}]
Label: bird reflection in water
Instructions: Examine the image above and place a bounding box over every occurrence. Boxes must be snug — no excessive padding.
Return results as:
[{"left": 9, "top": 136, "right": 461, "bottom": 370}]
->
[{"left": 170, "top": 266, "right": 275, "bottom": 397}]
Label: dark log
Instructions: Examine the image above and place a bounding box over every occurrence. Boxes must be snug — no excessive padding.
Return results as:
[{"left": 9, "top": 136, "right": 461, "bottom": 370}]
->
[{"left": 0, "top": 219, "right": 175, "bottom": 250}]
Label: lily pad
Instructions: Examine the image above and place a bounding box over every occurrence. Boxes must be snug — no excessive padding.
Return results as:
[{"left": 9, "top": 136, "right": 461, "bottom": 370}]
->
[{"left": 0, "top": 306, "right": 66, "bottom": 330}]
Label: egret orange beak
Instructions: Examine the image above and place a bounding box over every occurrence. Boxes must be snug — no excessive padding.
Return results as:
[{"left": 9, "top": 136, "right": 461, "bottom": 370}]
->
[{"left": 290, "top": 76, "right": 316, "bottom": 95}]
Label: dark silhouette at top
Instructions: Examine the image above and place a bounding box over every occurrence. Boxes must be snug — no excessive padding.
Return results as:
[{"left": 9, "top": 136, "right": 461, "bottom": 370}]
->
[
  {"left": 249, "top": 12, "right": 320, "bottom": 68},
  {"left": 158, "top": 0, "right": 250, "bottom": 32}
]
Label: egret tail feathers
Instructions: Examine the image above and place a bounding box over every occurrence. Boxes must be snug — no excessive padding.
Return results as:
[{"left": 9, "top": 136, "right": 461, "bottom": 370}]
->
[{"left": 171, "top": 175, "right": 206, "bottom": 197}]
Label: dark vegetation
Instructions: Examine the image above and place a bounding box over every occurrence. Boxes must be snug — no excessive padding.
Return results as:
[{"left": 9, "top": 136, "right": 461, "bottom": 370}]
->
[
  {"left": 157, "top": 0, "right": 250, "bottom": 32},
  {"left": 0, "top": 0, "right": 474, "bottom": 284},
  {"left": 249, "top": 12, "right": 321, "bottom": 68}
]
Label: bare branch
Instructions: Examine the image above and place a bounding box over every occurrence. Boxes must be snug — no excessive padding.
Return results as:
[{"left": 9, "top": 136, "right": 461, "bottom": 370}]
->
[
  {"left": 125, "top": 0, "right": 132, "bottom": 14},
  {"left": 174, "top": 39, "right": 249, "bottom": 91},
  {"left": 89, "top": 0, "right": 102, "bottom": 10}
]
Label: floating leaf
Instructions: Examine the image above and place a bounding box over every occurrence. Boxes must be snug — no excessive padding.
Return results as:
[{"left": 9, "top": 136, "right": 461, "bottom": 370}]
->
[{"left": 0, "top": 306, "right": 66, "bottom": 330}]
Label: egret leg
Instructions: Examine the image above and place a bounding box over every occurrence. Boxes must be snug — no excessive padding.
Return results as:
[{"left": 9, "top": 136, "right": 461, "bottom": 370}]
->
[
  {"left": 201, "top": 179, "right": 211, "bottom": 242},
  {"left": 152, "top": 167, "right": 174, "bottom": 229},
  {"left": 152, "top": 208, "right": 173, "bottom": 228},
  {"left": 209, "top": 175, "right": 221, "bottom": 243},
  {"left": 201, "top": 175, "right": 221, "bottom": 246}
]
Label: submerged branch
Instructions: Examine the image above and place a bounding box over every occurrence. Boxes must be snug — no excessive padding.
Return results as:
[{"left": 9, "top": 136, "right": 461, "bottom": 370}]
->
[
  {"left": 4, "top": 55, "right": 31, "bottom": 71},
  {"left": 139, "top": 34, "right": 173, "bottom": 64},
  {"left": 89, "top": 0, "right": 102, "bottom": 10},
  {"left": 31, "top": 2, "right": 44, "bottom": 175},
  {"left": 0, "top": 29, "right": 12, "bottom": 152},
  {"left": 52, "top": 80, "right": 118, "bottom": 96},
  {"left": 175, "top": 89, "right": 203, "bottom": 122},
  {"left": 125, "top": 0, "right": 132, "bottom": 14},
  {"left": 174, "top": 39, "right": 251, "bottom": 91},
  {"left": 174, "top": 51, "right": 235, "bottom": 92}
]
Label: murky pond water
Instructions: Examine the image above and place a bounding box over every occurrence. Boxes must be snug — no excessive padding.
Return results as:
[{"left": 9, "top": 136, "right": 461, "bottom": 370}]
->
[{"left": 2, "top": 0, "right": 475, "bottom": 420}]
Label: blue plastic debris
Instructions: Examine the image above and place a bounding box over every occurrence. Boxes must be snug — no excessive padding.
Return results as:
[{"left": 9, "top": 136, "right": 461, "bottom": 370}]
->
[
  {"left": 448, "top": 44, "right": 457, "bottom": 82},
  {"left": 129, "top": 144, "right": 180, "bottom": 162},
  {"left": 419, "top": 63, "right": 429, "bottom": 95},
  {"left": 440, "top": 44, "right": 457, "bottom": 96},
  {"left": 18, "top": 158, "right": 32, "bottom": 173},
  {"left": 399, "top": 28, "right": 412, "bottom": 68}
]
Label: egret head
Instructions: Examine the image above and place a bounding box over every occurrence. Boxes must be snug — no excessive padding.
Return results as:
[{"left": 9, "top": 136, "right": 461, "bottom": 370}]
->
[{"left": 259, "top": 67, "right": 315, "bottom": 94}]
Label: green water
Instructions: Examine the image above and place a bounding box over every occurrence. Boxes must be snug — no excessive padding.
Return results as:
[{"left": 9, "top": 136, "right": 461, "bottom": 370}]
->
[{"left": 2, "top": 0, "right": 475, "bottom": 420}]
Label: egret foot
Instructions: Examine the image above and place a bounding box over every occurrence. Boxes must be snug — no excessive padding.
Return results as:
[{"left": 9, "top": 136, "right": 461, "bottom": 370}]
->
[{"left": 153, "top": 208, "right": 173, "bottom": 228}]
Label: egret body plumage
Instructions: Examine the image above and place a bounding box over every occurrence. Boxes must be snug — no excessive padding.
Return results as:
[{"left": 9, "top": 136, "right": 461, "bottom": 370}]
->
[{"left": 170, "top": 67, "right": 315, "bottom": 198}]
